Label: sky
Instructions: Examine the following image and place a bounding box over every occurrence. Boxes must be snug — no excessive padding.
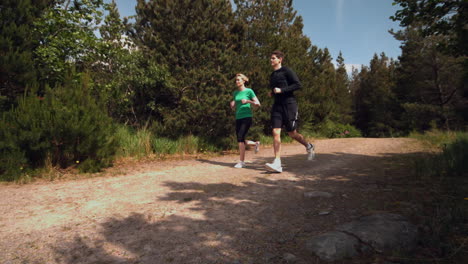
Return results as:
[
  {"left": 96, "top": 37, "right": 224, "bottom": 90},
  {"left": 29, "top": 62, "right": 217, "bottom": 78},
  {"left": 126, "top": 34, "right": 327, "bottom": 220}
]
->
[{"left": 109, "top": 0, "right": 402, "bottom": 73}]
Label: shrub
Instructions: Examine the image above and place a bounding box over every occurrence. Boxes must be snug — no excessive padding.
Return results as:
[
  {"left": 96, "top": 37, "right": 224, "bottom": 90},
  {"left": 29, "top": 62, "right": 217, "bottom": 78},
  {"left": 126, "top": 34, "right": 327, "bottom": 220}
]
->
[
  {"left": 315, "top": 120, "right": 362, "bottom": 138},
  {"left": 0, "top": 75, "right": 117, "bottom": 180},
  {"left": 441, "top": 135, "right": 468, "bottom": 177},
  {"left": 411, "top": 131, "right": 468, "bottom": 178}
]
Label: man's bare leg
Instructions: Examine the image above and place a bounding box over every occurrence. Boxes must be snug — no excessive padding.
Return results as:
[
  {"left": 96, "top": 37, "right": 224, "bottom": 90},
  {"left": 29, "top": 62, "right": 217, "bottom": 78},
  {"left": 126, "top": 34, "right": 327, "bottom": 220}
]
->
[
  {"left": 273, "top": 128, "right": 282, "bottom": 159},
  {"left": 288, "top": 130, "right": 308, "bottom": 147}
]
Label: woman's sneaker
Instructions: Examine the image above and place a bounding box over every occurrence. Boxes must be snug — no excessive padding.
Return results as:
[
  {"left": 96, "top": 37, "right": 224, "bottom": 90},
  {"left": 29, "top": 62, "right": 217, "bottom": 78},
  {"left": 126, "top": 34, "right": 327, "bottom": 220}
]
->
[
  {"left": 306, "top": 143, "right": 315, "bottom": 161},
  {"left": 254, "top": 141, "right": 260, "bottom": 154},
  {"left": 234, "top": 161, "right": 245, "bottom": 168}
]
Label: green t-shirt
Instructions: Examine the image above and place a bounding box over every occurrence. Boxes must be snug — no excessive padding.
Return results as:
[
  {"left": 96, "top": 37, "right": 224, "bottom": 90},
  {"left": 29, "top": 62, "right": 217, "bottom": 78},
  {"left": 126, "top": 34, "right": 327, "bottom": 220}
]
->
[{"left": 233, "top": 88, "right": 256, "bottom": 120}]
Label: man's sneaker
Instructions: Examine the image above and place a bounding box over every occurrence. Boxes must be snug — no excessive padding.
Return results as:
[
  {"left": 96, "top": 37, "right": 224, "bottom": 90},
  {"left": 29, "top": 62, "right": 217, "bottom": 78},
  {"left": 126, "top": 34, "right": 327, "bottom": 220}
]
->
[
  {"left": 234, "top": 161, "right": 245, "bottom": 168},
  {"left": 254, "top": 141, "right": 260, "bottom": 154},
  {"left": 265, "top": 159, "right": 283, "bottom": 173},
  {"left": 306, "top": 143, "right": 315, "bottom": 161}
]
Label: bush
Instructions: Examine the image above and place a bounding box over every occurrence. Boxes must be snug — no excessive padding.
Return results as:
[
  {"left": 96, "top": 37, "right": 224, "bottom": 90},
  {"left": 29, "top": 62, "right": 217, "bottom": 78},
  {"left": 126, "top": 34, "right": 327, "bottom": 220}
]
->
[
  {"left": 441, "top": 135, "right": 468, "bottom": 177},
  {"left": 412, "top": 131, "right": 468, "bottom": 178},
  {"left": 315, "top": 120, "right": 362, "bottom": 138},
  {"left": 0, "top": 75, "right": 117, "bottom": 180}
]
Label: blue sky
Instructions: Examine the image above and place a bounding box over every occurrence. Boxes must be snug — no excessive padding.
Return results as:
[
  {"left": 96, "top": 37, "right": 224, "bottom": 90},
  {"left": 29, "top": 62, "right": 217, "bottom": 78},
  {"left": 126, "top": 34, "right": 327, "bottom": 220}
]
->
[{"left": 110, "top": 0, "right": 402, "bottom": 72}]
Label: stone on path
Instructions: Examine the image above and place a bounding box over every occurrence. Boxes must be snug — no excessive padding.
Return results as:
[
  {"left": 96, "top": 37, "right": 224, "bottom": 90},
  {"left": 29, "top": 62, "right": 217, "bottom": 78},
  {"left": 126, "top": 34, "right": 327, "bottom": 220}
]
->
[
  {"left": 305, "top": 231, "right": 360, "bottom": 261},
  {"left": 336, "top": 213, "right": 418, "bottom": 253},
  {"left": 303, "top": 191, "right": 333, "bottom": 198},
  {"left": 305, "top": 213, "right": 418, "bottom": 262}
]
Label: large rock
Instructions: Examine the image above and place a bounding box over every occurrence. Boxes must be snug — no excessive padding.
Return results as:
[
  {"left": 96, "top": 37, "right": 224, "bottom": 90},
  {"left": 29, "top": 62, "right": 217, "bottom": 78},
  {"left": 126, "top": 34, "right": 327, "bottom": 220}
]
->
[
  {"left": 336, "top": 213, "right": 418, "bottom": 253},
  {"left": 305, "top": 213, "right": 418, "bottom": 262},
  {"left": 305, "top": 231, "right": 360, "bottom": 261}
]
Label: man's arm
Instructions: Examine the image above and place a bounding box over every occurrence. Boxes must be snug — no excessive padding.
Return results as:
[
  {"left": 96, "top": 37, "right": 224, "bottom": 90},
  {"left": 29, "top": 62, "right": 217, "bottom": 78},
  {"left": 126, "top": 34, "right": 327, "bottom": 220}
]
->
[{"left": 281, "top": 67, "right": 301, "bottom": 93}]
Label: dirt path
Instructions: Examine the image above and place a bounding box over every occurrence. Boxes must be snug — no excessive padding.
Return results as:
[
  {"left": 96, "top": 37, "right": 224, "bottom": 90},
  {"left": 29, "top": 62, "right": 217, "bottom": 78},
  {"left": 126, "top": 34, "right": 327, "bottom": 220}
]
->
[{"left": 0, "top": 138, "right": 425, "bottom": 264}]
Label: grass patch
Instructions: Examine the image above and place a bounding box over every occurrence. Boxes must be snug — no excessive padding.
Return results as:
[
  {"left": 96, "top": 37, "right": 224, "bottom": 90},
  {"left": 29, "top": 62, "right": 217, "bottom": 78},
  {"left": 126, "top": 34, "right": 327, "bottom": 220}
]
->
[
  {"left": 409, "top": 130, "right": 466, "bottom": 149},
  {"left": 397, "top": 130, "right": 468, "bottom": 263},
  {"left": 115, "top": 125, "right": 231, "bottom": 159}
]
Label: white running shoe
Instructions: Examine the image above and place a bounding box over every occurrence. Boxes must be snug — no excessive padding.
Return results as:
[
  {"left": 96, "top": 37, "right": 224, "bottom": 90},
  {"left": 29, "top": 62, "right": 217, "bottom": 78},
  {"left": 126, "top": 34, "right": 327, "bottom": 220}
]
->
[
  {"left": 306, "top": 143, "right": 315, "bottom": 161},
  {"left": 265, "top": 159, "right": 282, "bottom": 173},
  {"left": 254, "top": 141, "right": 260, "bottom": 154},
  {"left": 234, "top": 161, "right": 245, "bottom": 168}
]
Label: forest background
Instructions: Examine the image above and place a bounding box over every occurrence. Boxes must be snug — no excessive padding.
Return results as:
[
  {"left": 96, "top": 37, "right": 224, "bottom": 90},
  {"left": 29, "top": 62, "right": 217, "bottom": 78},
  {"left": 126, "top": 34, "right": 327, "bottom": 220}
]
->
[{"left": 0, "top": 0, "right": 467, "bottom": 180}]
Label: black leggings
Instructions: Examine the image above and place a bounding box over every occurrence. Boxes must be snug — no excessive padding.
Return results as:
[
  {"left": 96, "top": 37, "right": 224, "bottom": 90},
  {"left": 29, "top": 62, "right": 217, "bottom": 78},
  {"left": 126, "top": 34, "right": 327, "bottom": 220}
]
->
[{"left": 236, "top": 117, "right": 252, "bottom": 143}]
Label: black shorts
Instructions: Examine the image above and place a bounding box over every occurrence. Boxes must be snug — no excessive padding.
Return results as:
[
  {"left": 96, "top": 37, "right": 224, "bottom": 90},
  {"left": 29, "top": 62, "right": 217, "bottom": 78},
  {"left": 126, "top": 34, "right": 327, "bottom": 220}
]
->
[
  {"left": 235, "top": 117, "right": 252, "bottom": 142},
  {"left": 271, "top": 103, "right": 298, "bottom": 132}
]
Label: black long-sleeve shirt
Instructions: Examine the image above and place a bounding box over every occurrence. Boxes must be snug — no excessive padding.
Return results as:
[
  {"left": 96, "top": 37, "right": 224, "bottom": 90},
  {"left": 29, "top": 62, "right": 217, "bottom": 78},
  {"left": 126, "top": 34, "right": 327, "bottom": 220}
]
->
[{"left": 269, "top": 66, "right": 301, "bottom": 105}]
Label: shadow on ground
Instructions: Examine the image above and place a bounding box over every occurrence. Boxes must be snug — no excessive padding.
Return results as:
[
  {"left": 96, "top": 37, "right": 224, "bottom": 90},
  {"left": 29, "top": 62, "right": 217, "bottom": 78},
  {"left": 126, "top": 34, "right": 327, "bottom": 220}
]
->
[{"left": 53, "top": 151, "right": 427, "bottom": 264}]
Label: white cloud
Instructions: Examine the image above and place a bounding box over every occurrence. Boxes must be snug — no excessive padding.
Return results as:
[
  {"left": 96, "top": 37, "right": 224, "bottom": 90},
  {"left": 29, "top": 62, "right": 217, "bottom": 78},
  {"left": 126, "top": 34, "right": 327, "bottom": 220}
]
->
[{"left": 336, "top": 0, "right": 344, "bottom": 31}]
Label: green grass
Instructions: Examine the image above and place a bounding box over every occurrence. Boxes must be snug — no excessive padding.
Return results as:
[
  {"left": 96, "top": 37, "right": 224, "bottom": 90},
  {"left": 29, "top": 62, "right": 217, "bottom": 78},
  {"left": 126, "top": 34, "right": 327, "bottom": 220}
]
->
[
  {"left": 115, "top": 126, "right": 153, "bottom": 158},
  {"left": 114, "top": 126, "right": 230, "bottom": 159},
  {"left": 410, "top": 130, "right": 468, "bottom": 178},
  {"left": 404, "top": 130, "right": 468, "bottom": 263},
  {"left": 409, "top": 129, "right": 467, "bottom": 149}
]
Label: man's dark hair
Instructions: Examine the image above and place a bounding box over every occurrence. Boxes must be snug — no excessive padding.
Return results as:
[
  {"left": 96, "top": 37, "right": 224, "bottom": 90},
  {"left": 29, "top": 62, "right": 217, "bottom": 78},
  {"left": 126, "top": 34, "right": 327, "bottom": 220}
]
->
[{"left": 271, "top": 50, "right": 284, "bottom": 59}]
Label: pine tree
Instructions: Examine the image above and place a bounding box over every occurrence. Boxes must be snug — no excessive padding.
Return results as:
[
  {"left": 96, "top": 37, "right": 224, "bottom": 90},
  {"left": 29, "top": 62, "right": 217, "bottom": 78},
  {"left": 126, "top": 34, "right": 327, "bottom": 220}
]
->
[
  {"left": 132, "top": 0, "right": 238, "bottom": 140},
  {"left": 334, "top": 52, "right": 353, "bottom": 124},
  {"left": 0, "top": 0, "right": 52, "bottom": 112},
  {"left": 393, "top": 26, "right": 465, "bottom": 131},
  {"left": 0, "top": 72, "right": 117, "bottom": 180},
  {"left": 353, "top": 53, "right": 399, "bottom": 137},
  {"left": 391, "top": 0, "right": 468, "bottom": 127},
  {"left": 311, "top": 48, "right": 336, "bottom": 124}
]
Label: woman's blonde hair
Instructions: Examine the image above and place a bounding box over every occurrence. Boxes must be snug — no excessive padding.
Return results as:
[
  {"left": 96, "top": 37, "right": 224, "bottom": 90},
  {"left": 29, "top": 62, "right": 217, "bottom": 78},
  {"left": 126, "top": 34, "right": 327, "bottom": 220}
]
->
[{"left": 235, "top": 73, "right": 249, "bottom": 83}]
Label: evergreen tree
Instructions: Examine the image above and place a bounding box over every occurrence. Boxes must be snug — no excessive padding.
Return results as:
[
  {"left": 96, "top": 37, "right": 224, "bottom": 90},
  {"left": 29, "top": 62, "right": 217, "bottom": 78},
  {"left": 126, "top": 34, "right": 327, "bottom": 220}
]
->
[
  {"left": 391, "top": 0, "right": 467, "bottom": 58},
  {"left": 354, "top": 53, "right": 400, "bottom": 137},
  {"left": 0, "top": 73, "right": 117, "bottom": 180},
  {"left": 93, "top": 0, "right": 170, "bottom": 125},
  {"left": 131, "top": 0, "right": 239, "bottom": 140},
  {"left": 393, "top": 26, "right": 465, "bottom": 131},
  {"left": 308, "top": 48, "right": 336, "bottom": 124},
  {"left": 334, "top": 52, "right": 353, "bottom": 124},
  {"left": 0, "top": 0, "right": 53, "bottom": 111},
  {"left": 391, "top": 0, "right": 468, "bottom": 125}
]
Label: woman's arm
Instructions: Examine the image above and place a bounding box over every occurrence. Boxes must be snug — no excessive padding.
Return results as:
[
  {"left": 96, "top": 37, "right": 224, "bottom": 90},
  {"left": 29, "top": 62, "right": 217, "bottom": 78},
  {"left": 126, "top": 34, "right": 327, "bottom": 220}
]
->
[
  {"left": 241, "top": 97, "right": 260, "bottom": 107},
  {"left": 251, "top": 96, "right": 261, "bottom": 107}
]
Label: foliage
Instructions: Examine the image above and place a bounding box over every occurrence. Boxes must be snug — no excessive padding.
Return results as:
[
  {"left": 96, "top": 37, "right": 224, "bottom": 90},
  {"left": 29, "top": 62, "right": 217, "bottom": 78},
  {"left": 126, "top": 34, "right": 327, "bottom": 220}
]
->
[
  {"left": 131, "top": 0, "right": 238, "bottom": 138},
  {"left": 0, "top": 0, "right": 52, "bottom": 112},
  {"left": 391, "top": 0, "right": 468, "bottom": 57},
  {"left": 442, "top": 135, "right": 468, "bottom": 177},
  {"left": 233, "top": 0, "right": 326, "bottom": 134},
  {"left": 409, "top": 131, "right": 468, "bottom": 263},
  {"left": 315, "top": 120, "right": 362, "bottom": 138},
  {"left": 333, "top": 52, "right": 353, "bottom": 124},
  {"left": 33, "top": 0, "right": 106, "bottom": 86},
  {"left": 352, "top": 53, "right": 401, "bottom": 137},
  {"left": 411, "top": 131, "right": 468, "bottom": 177},
  {"left": 0, "top": 73, "right": 117, "bottom": 181},
  {"left": 115, "top": 125, "right": 229, "bottom": 159},
  {"left": 114, "top": 125, "right": 153, "bottom": 158},
  {"left": 392, "top": 27, "right": 465, "bottom": 132},
  {"left": 391, "top": 0, "right": 468, "bottom": 126}
]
